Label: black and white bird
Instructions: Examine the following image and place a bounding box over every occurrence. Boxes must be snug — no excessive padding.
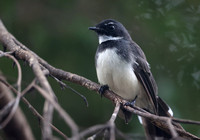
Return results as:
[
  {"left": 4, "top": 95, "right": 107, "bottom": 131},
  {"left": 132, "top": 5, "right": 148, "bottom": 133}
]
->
[{"left": 89, "top": 19, "right": 180, "bottom": 139}]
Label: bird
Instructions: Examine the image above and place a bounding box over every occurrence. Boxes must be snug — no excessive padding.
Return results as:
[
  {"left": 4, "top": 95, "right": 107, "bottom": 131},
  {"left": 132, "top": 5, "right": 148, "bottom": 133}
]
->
[{"left": 89, "top": 19, "right": 179, "bottom": 139}]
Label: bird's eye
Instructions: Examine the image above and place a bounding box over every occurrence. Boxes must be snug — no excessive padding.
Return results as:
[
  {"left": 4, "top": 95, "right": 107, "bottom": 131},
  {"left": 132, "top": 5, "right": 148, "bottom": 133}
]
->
[{"left": 109, "top": 25, "right": 115, "bottom": 30}]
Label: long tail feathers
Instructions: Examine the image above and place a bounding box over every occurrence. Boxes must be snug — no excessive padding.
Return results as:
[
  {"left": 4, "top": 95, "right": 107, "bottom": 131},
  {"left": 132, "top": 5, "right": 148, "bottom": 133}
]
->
[
  {"left": 141, "top": 96, "right": 185, "bottom": 139},
  {"left": 142, "top": 118, "right": 171, "bottom": 140}
]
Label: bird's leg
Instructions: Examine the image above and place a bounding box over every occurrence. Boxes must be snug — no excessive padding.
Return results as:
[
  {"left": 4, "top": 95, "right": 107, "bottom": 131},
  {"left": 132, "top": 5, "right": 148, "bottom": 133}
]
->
[
  {"left": 124, "top": 95, "right": 138, "bottom": 108},
  {"left": 98, "top": 85, "right": 109, "bottom": 97}
]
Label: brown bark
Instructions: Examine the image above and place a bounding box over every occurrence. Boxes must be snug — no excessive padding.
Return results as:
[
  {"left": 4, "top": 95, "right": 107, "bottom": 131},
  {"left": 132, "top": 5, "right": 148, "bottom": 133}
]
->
[{"left": 0, "top": 72, "right": 35, "bottom": 140}]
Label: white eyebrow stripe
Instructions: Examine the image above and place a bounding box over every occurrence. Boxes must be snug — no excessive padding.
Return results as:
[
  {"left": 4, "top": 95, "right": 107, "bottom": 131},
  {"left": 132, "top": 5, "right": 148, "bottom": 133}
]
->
[
  {"left": 98, "top": 35, "right": 123, "bottom": 44},
  {"left": 108, "top": 22, "right": 114, "bottom": 25}
]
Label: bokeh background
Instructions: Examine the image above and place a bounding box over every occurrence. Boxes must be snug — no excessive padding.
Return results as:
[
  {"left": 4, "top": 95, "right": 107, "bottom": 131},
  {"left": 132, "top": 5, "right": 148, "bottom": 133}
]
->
[{"left": 0, "top": 0, "right": 200, "bottom": 139}]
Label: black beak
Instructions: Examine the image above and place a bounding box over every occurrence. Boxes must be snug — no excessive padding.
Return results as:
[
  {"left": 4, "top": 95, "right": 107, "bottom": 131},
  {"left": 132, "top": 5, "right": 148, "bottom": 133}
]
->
[{"left": 88, "top": 26, "right": 100, "bottom": 31}]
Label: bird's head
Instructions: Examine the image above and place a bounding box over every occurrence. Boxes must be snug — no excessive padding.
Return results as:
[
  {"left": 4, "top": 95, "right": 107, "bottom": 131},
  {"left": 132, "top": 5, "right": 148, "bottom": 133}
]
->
[{"left": 89, "top": 19, "right": 131, "bottom": 43}]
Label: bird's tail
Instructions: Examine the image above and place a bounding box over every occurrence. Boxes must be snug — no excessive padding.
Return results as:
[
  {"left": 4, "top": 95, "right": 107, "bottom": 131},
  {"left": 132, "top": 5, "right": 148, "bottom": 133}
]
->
[
  {"left": 141, "top": 96, "right": 184, "bottom": 140},
  {"left": 142, "top": 118, "right": 169, "bottom": 140}
]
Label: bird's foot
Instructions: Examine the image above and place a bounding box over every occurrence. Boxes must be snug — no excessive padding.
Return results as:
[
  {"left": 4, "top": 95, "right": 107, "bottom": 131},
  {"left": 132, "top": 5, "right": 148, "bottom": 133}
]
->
[
  {"left": 124, "top": 95, "right": 138, "bottom": 108},
  {"left": 98, "top": 85, "right": 109, "bottom": 97}
]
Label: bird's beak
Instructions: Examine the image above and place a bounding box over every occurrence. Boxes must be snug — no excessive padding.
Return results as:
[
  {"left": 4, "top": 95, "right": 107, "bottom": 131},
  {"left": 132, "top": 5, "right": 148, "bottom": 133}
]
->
[{"left": 88, "top": 26, "right": 100, "bottom": 31}]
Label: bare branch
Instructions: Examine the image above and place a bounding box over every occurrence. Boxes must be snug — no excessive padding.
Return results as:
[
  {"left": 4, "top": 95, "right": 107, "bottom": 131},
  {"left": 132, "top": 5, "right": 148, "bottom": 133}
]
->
[
  {"left": 72, "top": 101, "right": 121, "bottom": 140},
  {"left": 0, "top": 51, "right": 22, "bottom": 128},
  {"left": 0, "top": 78, "right": 69, "bottom": 139},
  {"left": 172, "top": 118, "right": 200, "bottom": 125},
  {"left": 50, "top": 74, "right": 88, "bottom": 107},
  {"left": 167, "top": 118, "right": 178, "bottom": 138},
  {"left": 0, "top": 19, "right": 56, "bottom": 139},
  {"left": 34, "top": 85, "right": 79, "bottom": 136},
  {"left": 108, "top": 101, "right": 120, "bottom": 140},
  {"left": 42, "top": 101, "right": 54, "bottom": 140},
  {"left": 0, "top": 72, "right": 35, "bottom": 140},
  {"left": 73, "top": 124, "right": 107, "bottom": 140},
  {"left": 123, "top": 105, "right": 200, "bottom": 140},
  {"left": 30, "top": 53, "right": 55, "bottom": 140}
]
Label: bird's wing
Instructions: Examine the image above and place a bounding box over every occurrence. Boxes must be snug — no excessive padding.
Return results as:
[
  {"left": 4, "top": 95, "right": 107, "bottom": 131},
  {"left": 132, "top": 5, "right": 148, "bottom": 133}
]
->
[{"left": 133, "top": 56, "right": 158, "bottom": 113}]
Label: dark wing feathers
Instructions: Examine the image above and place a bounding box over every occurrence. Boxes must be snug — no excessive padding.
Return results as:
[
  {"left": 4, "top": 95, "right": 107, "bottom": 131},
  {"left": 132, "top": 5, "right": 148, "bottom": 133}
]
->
[
  {"left": 157, "top": 96, "right": 171, "bottom": 116},
  {"left": 134, "top": 56, "right": 158, "bottom": 113},
  {"left": 130, "top": 42, "right": 185, "bottom": 138},
  {"left": 129, "top": 42, "right": 158, "bottom": 113},
  {"left": 131, "top": 43, "right": 173, "bottom": 138}
]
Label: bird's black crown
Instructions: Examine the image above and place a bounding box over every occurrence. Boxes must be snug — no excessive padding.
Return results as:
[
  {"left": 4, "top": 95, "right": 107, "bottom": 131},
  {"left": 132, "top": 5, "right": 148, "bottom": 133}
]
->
[{"left": 89, "top": 19, "right": 131, "bottom": 40}]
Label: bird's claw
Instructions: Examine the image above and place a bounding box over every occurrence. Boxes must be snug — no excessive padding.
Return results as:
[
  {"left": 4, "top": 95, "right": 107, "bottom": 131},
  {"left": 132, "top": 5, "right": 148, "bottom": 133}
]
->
[
  {"left": 124, "top": 95, "right": 138, "bottom": 108},
  {"left": 98, "top": 85, "right": 109, "bottom": 97}
]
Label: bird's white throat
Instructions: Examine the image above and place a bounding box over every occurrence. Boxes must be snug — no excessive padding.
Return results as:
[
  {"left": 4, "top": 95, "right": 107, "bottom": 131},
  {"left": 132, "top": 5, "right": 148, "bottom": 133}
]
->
[{"left": 98, "top": 35, "right": 123, "bottom": 44}]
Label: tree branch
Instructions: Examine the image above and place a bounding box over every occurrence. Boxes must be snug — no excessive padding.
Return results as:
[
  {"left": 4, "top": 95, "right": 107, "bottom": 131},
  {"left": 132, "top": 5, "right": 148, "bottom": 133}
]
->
[
  {"left": 0, "top": 77, "right": 69, "bottom": 139},
  {"left": 0, "top": 19, "right": 78, "bottom": 139},
  {"left": 0, "top": 72, "right": 35, "bottom": 140},
  {"left": 0, "top": 51, "right": 22, "bottom": 129}
]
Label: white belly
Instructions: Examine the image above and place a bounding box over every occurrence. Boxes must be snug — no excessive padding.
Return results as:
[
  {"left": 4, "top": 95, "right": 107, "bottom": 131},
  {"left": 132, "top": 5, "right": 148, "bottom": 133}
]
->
[{"left": 96, "top": 48, "right": 141, "bottom": 100}]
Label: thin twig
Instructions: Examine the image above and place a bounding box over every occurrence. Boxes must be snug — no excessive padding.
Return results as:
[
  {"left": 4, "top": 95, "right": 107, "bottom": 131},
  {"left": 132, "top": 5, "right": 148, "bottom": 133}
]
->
[
  {"left": 30, "top": 56, "right": 55, "bottom": 140},
  {"left": 0, "top": 51, "right": 22, "bottom": 128},
  {"left": 34, "top": 85, "right": 79, "bottom": 136},
  {"left": 0, "top": 78, "right": 69, "bottom": 139},
  {"left": 50, "top": 74, "right": 88, "bottom": 107},
  {"left": 0, "top": 73, "right": 35, "bottom": 140},
  {"left": 42, "top": 101, "right": 54, "bottom": 140},
  {"left": 108, "top": 101, "right": 120, "bottom": 140},
  {"left": 72, "top": 101, "right": 121, "bottom": 140},
  {"left": 172, "top": 118, "right": 200, "bottom": 125},
  {"left": 23, "top": 97, "right": 69, "bottom": 140},
  {"left": 71, "top": 124, "right": 108, "bottom": 140}
]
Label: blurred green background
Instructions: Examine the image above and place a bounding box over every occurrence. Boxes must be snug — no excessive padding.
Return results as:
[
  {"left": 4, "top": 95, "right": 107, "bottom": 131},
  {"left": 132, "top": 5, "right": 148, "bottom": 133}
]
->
[{"left": 0, "top": 0, "right": 200, "bottom": 139}]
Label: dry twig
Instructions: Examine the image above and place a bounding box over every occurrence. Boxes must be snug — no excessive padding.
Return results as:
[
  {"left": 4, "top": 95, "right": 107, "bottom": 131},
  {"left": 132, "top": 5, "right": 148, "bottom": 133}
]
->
[
  {"left": 0, "top": 72, "right": 35, "bottom": 140},
  {"left": 0, "top": 78, "right": 69, "bottom": 139},
  {"left": 34, "top": 85, "right": 78, "bottom": 136},
  {"left": 0, "top": 51, "right": 22, "bottom": 129}
]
